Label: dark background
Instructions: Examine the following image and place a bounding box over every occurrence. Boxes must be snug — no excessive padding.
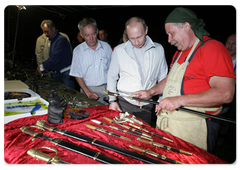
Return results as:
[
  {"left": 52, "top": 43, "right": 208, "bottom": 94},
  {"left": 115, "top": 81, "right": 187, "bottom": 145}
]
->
[{"left": 4, "top": 5, "right": 236, "bottom": 68}]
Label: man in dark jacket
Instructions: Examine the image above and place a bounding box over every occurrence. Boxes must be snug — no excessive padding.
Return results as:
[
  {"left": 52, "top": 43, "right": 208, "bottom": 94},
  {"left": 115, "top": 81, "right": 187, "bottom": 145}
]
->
[{"left": 37, "top": 20, "right": 74, "bottom": 88}]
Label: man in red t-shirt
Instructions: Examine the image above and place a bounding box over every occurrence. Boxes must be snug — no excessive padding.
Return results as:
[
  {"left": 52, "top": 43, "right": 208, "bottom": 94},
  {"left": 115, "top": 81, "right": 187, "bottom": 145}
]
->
[{"left": 133, "top": 7, "right": 235, "bottom": 153}]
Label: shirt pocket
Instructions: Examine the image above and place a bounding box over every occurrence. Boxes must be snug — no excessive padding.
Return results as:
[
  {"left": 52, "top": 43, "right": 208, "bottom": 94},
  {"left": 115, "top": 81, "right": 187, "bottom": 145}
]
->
[
  {"left": 100, "top": 57, "right": 109, "bottom": 70},
  {"left": 100, "top": 57, "right": 108, "bottom": 63}
]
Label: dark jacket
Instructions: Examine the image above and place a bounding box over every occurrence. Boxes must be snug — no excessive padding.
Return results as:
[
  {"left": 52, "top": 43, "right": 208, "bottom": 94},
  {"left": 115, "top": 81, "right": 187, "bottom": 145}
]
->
[{"left": 43, "top": 32, "right": 72, "bottom": 72}]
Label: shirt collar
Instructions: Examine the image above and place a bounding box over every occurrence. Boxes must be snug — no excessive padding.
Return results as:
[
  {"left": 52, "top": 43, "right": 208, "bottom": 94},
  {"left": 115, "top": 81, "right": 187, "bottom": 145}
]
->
[
  {"left": 124, "top": 35, "right": 155, "bottom": 52},
  {"left": 83, "top": 39, "right": 104, "bottom": 51}
]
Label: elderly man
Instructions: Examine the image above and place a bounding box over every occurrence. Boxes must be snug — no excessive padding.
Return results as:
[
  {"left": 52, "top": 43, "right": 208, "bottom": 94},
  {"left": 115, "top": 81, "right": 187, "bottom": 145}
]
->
[
  {"left": 70, "top": 18, "right": 112, "bottom": 105},
  {"left": 107, "top": 17, "right": 168, "bottom": 125},
  {"left": 133, "top": 7, "right": 235, "bottom": 152},
  {"left": 37, "top": 20, "right": 74, "bottom": 88}
]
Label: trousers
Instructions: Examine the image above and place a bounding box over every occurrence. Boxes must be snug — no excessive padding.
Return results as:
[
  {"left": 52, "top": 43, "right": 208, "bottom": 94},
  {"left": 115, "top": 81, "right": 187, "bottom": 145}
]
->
[
  {"left": 117, "top": 96, "right": 154, "bottom": 125},
  {"left": 81, "top": 84, "right": 108, "bottom": 105},
  {"left": 51, "top": 70, "right": 75, "bottom": 89}
]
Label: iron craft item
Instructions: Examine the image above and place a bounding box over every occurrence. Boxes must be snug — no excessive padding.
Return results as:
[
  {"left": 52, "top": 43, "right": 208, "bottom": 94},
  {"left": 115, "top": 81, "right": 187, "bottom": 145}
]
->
[
  {"left": 103, "top": 90, "right": 152, "bottom": 105},
  {"left": 36, "top": 120, "right": 164, "bottom": 164},
  {"left": 129, "top": 145, "right": 184, "bottom": 164},
  {"left": 91, "top": 119, "right": 152, "bottom": 141},
  {"left": 27, "top": 146, "right": 70, "bottom": 164},
  {"left": 20, "top": 126, "right": 124, "bottom": 164},
  {"left": 129, "top": 123, "right": 173, "bottom": 142},
  {"left": 114, "top": 112, "right": 143, "bottom": 125},
  {"left": 85, "top": 124, "right": 131, "bottom": 141},
  {"left": 137, "top": 138, "right": 192, "bottom": 155},
  {"left": 103, "top": 117, "right": 152, "bottom": 139},
  {"left": 104, "top": 90, "right": 236, "bottom": 124}
]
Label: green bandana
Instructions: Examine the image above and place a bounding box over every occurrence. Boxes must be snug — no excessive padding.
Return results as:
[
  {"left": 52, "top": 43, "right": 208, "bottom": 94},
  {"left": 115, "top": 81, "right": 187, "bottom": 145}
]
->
[{"left": 165, "top": 7, "right": 210, "bottom": 44}]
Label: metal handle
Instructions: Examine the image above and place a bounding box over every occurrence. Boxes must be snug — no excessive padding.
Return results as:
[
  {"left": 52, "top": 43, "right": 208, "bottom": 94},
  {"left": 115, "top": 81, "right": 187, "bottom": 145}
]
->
[
  {"left": 129, "top": 145, "right": 145, "bottom": 153},
  {"left": 137, "top": 138, "right": 152, "bottom": 145},
  {"left": 27, "top": 146, "right": 61, "bottom": 163},
  {"left": 85, "top": 124, "right": 97, "bottom": 130},
  {"left": 36, "top": 120, "right": 56, "bottom": 131},
  {"left": 103, "top": 117, "right": 113, "bottom": 123},
  {"left": 20, "top": 126, "right": 45, "bottom": 137}
]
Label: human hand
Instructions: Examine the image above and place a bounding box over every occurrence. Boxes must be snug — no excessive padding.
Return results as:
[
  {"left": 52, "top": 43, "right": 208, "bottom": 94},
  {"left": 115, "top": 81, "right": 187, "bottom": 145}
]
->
[
  {"left": 158, "top": 96, "right": 182, "bottom": 112},
  {"left": 132, "top": 90, "right": 151, "bottom": 99},
  {"left": 155, "top": 105, "right": 162, "bottom": 115},
  {"left": 36, "top": 66, "right": 42, "bottom": 75},
  {"left": 109, "top": 102, "right": 122, "bottom": 112},
  {"left": 87, "top": 92, "right": 99, "bottom": 100}
]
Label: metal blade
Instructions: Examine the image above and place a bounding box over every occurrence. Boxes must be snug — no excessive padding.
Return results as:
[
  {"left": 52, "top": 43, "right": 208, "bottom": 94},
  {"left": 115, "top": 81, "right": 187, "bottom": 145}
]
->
[{"left": 91, "top": 119, "right": 102, "bottom": 125}]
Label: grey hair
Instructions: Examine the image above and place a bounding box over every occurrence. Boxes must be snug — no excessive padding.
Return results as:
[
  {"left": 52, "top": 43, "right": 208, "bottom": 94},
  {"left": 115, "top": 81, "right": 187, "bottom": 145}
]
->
[
  {"left": 174, "top": 23, "right": 184, "bottom": 28},
  {"left": 40, "top": 20, "right": 56, "bottom": 29},
  {"left": 125, "top": 17, "right": 147, "bottom": 31},
  {"left": 78, "top": 18, "right": 97, "bottom": 33}
]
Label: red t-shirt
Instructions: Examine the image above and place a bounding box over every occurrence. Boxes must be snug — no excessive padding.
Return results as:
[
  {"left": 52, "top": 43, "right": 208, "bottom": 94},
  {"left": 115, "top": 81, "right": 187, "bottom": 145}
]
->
[{"left": 170, "top": 36, "right": 235, "bottom": 95}]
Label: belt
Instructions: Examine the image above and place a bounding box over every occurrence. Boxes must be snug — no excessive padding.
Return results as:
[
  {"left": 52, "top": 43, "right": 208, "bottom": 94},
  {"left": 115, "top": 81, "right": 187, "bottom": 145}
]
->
[
  {"left": 60, "top": 65, "right": 71, "bottom": 73},
  {"left": 52, "top": 65, "right": 71, "bottom": 74}
]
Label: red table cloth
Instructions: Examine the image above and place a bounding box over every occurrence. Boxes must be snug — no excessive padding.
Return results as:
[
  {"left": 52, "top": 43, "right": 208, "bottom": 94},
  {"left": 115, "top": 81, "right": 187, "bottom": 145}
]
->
[{"left": 4, "top": 105, "right": 227, "bottom": 164}]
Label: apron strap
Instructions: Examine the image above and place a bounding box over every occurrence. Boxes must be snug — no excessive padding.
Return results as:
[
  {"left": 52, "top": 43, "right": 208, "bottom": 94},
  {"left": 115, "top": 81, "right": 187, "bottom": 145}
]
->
[
  {"left": 172, "top": 51, "right": 181, "bottom": 66},
  {"left": 181, "top": 39, "right": 213, "bottom": 95}
]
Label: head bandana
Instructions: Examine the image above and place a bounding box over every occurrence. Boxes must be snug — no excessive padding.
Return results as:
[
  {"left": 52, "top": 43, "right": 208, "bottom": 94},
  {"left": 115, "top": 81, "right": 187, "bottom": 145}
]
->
[{"left": 165, "top": 7, "right": 210, "bottom": 44}]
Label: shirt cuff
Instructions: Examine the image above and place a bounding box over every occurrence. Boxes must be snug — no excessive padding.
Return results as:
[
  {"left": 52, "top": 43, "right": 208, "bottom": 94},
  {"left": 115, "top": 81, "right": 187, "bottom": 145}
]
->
[
  {"left": 109, "top": 95, "right": 117, "bottom": 101},
  {"left": 39, "top": 64, "right": 45, "bottom": 72}
]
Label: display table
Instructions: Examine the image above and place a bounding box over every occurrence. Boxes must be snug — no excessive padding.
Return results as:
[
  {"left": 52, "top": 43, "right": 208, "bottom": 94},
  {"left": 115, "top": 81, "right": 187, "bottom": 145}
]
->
[
  {"left": 28, "top": 76, "right": 102, "bottom": 108},
  {"left": 4, "top": 105, "right": 227, "bottom": 164},
  {"left": 4, "top": 77, "right": 102, "bottom": 124}
]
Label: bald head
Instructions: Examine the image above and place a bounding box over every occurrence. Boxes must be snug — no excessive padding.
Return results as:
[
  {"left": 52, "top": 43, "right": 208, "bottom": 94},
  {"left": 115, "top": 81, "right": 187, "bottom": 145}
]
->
[{"left": 125, "top": 17, "right": 147, "bottom": 32}]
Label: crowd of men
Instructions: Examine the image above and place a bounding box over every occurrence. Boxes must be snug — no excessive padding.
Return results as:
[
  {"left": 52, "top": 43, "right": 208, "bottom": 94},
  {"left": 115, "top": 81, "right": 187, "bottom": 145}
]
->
[{"left": 35, "top": 7, "right": 236, "bottom": 154}]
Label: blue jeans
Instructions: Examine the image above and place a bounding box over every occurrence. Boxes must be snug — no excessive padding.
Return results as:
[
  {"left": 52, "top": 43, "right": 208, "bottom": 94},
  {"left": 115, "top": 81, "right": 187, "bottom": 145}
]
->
[{"left": 51, "top": 70, "right": 75, "bottom": 89}]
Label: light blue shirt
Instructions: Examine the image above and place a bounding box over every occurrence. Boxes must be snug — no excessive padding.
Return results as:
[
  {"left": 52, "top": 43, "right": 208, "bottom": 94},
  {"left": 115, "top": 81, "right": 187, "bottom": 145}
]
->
[{"left": 70, "top": 40, "right": 112, "bottom": 86}]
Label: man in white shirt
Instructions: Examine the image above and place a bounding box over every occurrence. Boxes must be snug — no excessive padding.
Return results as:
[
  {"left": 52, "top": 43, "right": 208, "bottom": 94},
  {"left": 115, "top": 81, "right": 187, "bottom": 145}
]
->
[
  {"left": 107, "top": 17, "right": 168, "bottom": 124},
  {"left": 70, "top": 18, "right": 112, "bottom": 105}
]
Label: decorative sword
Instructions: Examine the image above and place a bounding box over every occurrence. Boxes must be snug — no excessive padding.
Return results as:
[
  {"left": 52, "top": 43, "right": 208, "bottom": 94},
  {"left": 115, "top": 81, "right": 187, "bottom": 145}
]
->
[
  {"left": 91, "top": 119, "right": 152, "bottom": 141},
  {"left": 103, "top": 117, "right": 152, "bottom": 139},
  {"left": 137, "top": 138, "right": 192, "bottom": 155},
  {"left": 129, "top": 123, "right": 173, "bottom": 142},
  {"left": 103, "top": 90, "right": 150, "bottom": 103},
  {"left": 20, "top": 126, "right": 124, "bottom": 164},
  {"left": 27, "top": 146, "right": 70, "bottom": 164},
  {"left": 104, "top": 90, "right": 236, "bottom": 124},
  {"left": 129, "top": 145, "right": 184, "bottom": 164},
  {"left": 36, "top": 120, "right": 165, "bottom": 164},
  {"left": 85, "top": 124, "right": 131, "bottom": 141}
]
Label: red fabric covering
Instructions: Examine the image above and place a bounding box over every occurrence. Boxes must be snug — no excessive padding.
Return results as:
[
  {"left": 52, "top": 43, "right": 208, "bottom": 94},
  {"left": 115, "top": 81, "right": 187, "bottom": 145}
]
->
[{"left": 4, "top": 105, "right": 227, "bottom": 164}]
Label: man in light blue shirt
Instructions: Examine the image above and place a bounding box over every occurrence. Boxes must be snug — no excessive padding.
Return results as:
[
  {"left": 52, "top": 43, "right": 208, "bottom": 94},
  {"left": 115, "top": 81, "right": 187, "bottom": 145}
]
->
[{"left": 70, "top": 18, "right": 112, "bottom": 105}]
